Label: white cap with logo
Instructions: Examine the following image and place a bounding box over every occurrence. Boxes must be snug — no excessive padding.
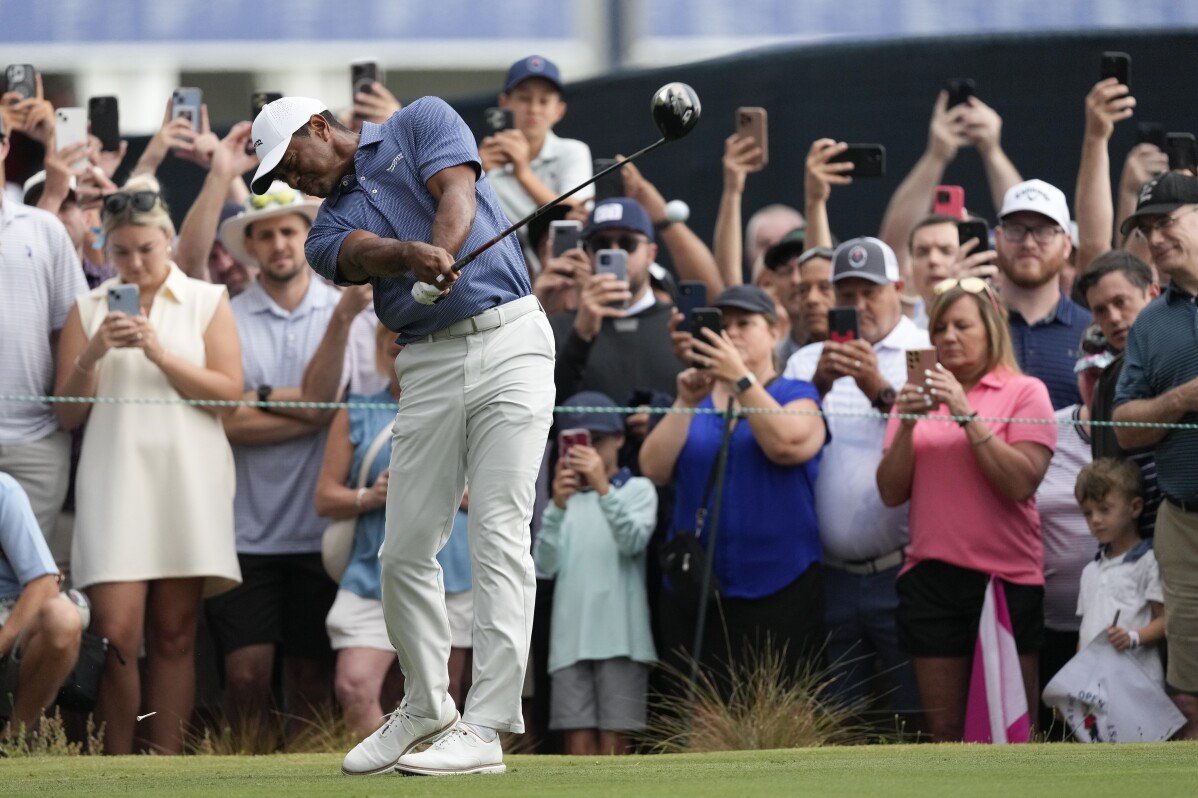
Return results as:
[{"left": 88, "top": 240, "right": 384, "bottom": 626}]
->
[
  {"left": 250, "top": 96, "right": 328, "bottom": 195},
  {"left": 999, "top": 179, "right": 1071, "bottom": 232}
]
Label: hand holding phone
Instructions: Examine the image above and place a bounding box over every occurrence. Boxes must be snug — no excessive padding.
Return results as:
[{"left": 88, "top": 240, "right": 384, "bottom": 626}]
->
[
  {"left": 689, "top": 308, "right": 723, "bottom": 368},
  {"left": 1100, "top": 52, "right": 1131, "bottom": 87},
  {"left": 171, "top": 88, "right": 203, "bottom": 134},
  {"left": 550, "top": 220, "right": 583, "bottom": 258},
  {"left": 945, "top": 78, "right": 975, "bottom": 109},
  {"left": 557, "top": 429, "right": 593, "bottom": 490},
  {"left": 484, "top": 107, "right": 515, "bottom": 134},
  {"left": 957, "top": 219, "right": 990, "bottom": 252},
  {"left": 829, "top": 144, "right": 886, "bottom": 178},
  {"left": 88, "top": 96, "right": 121, "bottom": 152},
  {"left": 675, "top": 281, "right": 709, "bottom": 334},
  {"left": 595, "top": 249, "right": 630, "bottom": 309},
  {"left": 54, "top": 108, "right": 89, "bottom": 169},
  {"left": 906, "top": 348, "right": 939, "bottom": 397},
  {"left": 351, "top": 60, "right": 380, "bottom": 97}
]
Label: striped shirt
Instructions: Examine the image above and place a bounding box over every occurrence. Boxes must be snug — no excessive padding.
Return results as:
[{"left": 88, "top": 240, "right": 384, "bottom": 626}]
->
[
  {"left": 305, "top": 97, "right": 530, "bottom": 344},
  {"left": 0, "top": 199, "right": 87, "bottom": 444},
  {"left": 1115, "top": 283, "right": 1198, "bottom": 503},
  {"left": 230, "top": 278, "right": 346, "bottom": 554},
  {"left": 1008, "top": 293, "right": 1089, "bottom": 410}
]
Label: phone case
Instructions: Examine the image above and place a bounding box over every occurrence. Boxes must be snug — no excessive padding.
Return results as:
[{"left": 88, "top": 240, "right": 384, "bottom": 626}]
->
[
  {"left": 550, "top": 221, "right": 583, "bottom": 258},
  {"left": 676, "top": 281, "right": 709, "bottom": 333},
  {"left": 933, "top": 186, "right": 965, "bottom": 219},
  {"left": 351, "top": 61, "right": 379, "bottom": 95},
  {"left": 957, "top": 220, "right": 990, "bottom": 251},
  {"left": 107, "top": 285, "right": 140, "bottom": 316},
  {"left": 735, "top": 106, "right": 768, "bottom": 167},
  {"left": 88, "top": 96, "right": 120, "bottom": 152},
  {"left": 171, "top": 88, "right": 202, "bottom": 133},
  {"left": 827, "top": 307, "right": 860, "bottom": 343},
  {"left": 1101, "top": 52, "right": 1131, "bottom": 86},
  {"left": 558, "top": 429, "right": 592, "bottom": 488},
  {"left": 484, "top": 107, "right": 514, "bottom": 133},
  {"left": 5, "top": 64, "right": 36, "bottom": 99},
  {"left": 906, "top": 349, "right": 938, "bottom": 387},
  {"left": 54, "top": 108, "right": 89, "bottom": 167},
  {"left": 831, "top": 145, "right": 886, "bottom": 178}
]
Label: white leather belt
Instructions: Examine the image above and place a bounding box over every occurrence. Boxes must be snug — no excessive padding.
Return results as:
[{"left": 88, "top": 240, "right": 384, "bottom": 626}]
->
[
  {"left": 423, "top": 295, "right": 542, "bottom": 342},
  {"left": 823, "top": 548, "right": 905, "bottom": 576}
]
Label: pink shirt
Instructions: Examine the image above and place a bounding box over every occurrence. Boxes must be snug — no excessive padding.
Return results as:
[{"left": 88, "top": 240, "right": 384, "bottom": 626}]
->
[{"left": 884, "top": 369, "right": 1057, "bottom": 585}]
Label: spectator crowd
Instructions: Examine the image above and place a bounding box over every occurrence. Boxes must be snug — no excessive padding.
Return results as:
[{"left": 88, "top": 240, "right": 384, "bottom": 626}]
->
[{"left": 3, "top": 50, "right": 1198, "bottom": 754}]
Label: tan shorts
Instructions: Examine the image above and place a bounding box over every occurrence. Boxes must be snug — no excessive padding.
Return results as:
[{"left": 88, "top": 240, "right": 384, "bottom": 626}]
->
[
  {"left": 326, "top": 588, "right": 474, "bottom": 652},
  {"left": 1155, "top": 500, "right": 1198, "bottom": 695}
]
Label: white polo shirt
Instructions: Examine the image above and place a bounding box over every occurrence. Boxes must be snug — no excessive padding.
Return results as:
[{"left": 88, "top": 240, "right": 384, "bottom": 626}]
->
[
  {"left": 1077, "top": 540, "right": 1164, "bottom": 685},
  {"left": 784, "top": 315, "right": 929, "bottom": 562}
]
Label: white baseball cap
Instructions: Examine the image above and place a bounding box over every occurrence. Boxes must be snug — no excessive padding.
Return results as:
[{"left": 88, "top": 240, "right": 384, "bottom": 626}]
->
[
  {"left": 250, "top": 96, "right": 328, "bottom": 195},
  {"left": 999, "top": 179, "right": 1071, "bottom": 232}
]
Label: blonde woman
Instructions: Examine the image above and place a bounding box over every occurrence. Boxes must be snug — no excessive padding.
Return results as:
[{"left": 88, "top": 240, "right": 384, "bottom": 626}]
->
[{"left": 54, "top": 176, "right": 243, "bottom": 754}]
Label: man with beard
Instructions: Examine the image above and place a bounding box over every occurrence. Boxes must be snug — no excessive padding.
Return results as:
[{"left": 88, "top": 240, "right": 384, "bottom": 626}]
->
[
  {"left": 995, "top": 179, "right": 1090, "bottom": 408},
  {"left": 205, "top": 183, "right": 347, "bottom": 741}
]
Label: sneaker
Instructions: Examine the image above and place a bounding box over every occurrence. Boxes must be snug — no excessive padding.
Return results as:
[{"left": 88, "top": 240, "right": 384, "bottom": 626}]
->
[
  {"left": 395, "top": 723, "right": 506, "bottom": 776},
  {"left": 341, "top": 696, "right": 458, "bottom": 776}
]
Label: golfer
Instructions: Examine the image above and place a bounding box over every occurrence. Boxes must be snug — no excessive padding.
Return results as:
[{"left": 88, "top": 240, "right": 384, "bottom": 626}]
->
[{"left": 249, "top": 96, "right": 554, "bottom": 776}]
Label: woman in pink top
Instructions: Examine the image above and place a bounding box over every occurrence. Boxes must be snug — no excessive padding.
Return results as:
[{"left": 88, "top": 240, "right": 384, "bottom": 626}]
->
[{"left": 877, "top": 279, "right": 1056, "bottom": 742}]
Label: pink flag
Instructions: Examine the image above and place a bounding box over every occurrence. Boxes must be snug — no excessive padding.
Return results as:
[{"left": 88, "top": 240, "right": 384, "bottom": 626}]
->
[{"left": 963, "top": 575, "right": 1031, "bottom": 743}]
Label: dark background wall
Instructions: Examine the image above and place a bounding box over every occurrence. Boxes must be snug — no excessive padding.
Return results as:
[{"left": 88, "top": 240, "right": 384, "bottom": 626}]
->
[{"left": 77, "top": 29, "right": 1198, "bottom": 243}]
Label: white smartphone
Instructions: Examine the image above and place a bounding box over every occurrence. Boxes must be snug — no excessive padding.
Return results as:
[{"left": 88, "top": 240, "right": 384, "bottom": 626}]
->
[{"left": 54, "top": 106, "right": 89, "bottom": 168}]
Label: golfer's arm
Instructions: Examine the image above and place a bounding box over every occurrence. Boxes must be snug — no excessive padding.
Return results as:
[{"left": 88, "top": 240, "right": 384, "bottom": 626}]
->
[
  {"left": 427, "top": 164, "right": 478, "bottom": 257},
  {"left": 336, "top": 232, "right": 421, "bottom": 283}
]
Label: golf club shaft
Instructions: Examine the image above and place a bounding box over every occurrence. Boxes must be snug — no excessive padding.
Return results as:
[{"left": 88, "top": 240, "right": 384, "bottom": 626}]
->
[{"left": 436, "top": 136, "right": 667, "bottom": 282}]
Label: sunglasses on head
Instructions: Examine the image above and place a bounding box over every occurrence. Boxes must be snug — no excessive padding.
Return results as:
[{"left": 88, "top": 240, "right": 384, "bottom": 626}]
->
[
  {"left": 585, "top": 234, "right": 645, "bottom": 254},
  {"left": 933, "top": 276, "right": 1003, "bottom": 314},
  {"left": 102, "top": 190, "right": 160, "bottom": 217}
]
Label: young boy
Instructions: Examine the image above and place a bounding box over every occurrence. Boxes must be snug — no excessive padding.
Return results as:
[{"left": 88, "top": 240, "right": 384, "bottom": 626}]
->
[
  {"left": 1074, "top": 458, "right": 1166, "bottom": 685},
  {"left": 481, "top": 55, "right": 592, "bottom": 265},
  {"left": 533, "top": 391, "right": 656, "bottom": 755}
]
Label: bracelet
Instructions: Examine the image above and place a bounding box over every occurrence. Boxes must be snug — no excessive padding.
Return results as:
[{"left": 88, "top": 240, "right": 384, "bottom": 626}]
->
[
  {"left": 73, "top": 356, "right": 96, "bottom": 375},
  {"left": 957, "top": 411, "right": 978, "bottom": 428},
  {"left": 354, "top": 488, "right": 367, "bottom": 510},
  {"left": 1128, "top": 629, "right": 1141, "bottom": 649},
  {"left": 971, "top": 431, "right": 995, "bottom": 447}
]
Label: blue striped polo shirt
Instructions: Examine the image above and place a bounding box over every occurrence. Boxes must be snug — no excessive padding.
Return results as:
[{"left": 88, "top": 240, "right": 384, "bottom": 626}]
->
[
  {"left": 305, "top": 97, "right": 530, "bottom": 343},
  {"left": 1114, "top": 283, "right": 1198, "bottom": 503},
  {"left": 1008, "top": 293, "right": 1089, "bottom": 409}
]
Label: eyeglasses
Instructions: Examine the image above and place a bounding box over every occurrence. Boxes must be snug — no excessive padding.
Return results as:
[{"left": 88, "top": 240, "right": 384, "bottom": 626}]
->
[
  {"left": 101, "top": 191, "right": 160, "bottom": 217},
  {"left": 933, "top": 276, "right": 1003, "bottom": 314},
  {"left": 1136, "top": 205, "right": 1198, "bottom": 236},
  {"left": 999, "top": 223, "right": 1064, "bottom": 245},
  {"left": 585, "top": 234, "right": 646, "bottom": 254},
  {"left": 249, "top": 187, "right": 299, "bottom": 210}
]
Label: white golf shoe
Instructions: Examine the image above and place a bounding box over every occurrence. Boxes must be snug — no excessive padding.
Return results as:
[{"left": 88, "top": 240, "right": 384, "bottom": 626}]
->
[
  {"left": 395, "top": 722, "right": 506, "bottom": 776},
  {"left": 341, "top": 696, "right": 459, "bottom": 776}
]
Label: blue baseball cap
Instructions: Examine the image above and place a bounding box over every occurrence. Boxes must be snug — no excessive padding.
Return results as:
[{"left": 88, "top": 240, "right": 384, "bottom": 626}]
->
[
  {"left": 503, "top": 55, "right": 563, "bottom": 94},
  {"left": 557, "top": 391, "right": 625, "bottom": 435},
  {"left": 583, "top": 198, "right": 655, "bottom": 241}
]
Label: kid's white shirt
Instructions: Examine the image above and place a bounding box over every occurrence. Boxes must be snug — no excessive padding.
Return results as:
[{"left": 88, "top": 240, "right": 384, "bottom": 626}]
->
[{"left": 1077, "top": 539, "right": 1164, "bottom": 685}]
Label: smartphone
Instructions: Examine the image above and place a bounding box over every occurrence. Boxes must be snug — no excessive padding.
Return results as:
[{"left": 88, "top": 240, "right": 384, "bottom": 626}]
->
[
  {"left": 351, "top": 60, "right": 379, "bottom": 96},
  {"left": 933, "top": 185, "right": 965, "bottom": 219},
  {"left": 557, "top": 428, "right": 593, "bottom": 489},
  {"left": 690, "top": 308, "right": 723, "bottom": 367},
  {"left": 483, "top": 106, "right": 515, "bottom": 134},
  {"left": 735, "top": 106, "right": 768, "bottom": 168},
  {"left": 88, "top": 96, "right": 120, "bottom": 152},
  {"left": 54, "top": 107, "right": 89, "bottom": 168},
  {"left": 247, "top": 91, "right": 282, "bottom": 154},
  {"left": 906, "top": 348, "right": 938, "bottom": 391},
  {"left": 676, "top": 281, "right": 709, "bottom": 334},
  {"left": 171, "top": 87, "right": 202, "bottom": 133},
  {"left": 107, "top": 284, "right": 141, "bottom": 316},
  {"left": 827, "top": 307, "right": 860, "bottom": 344},
  {"left": 1101, "top": 51, "right": 1131, "bottom": 87},
  {"left": 957, "top": 219, "right": 990, "bottom": 252},
  {"left": 1137, "top": 122, "right": 1166, "bottom": 150},
  {"left": 596, "top": 249, "right": 629, "bottom": 308},
  {"left": 5, "top": 64, "right": 36, "bottom": 100},
  {"left": 592, "top": 158, "right": 625, "bottom": 201},
  {"left": 830, "top": 144, "right": 886, "bottom": 178},
  {"left": 945, "top": 78, "right": 975, "bottom": 108},
  {"left": 1166, "top": 132, "right": 1197, "bottom": 173},
  {"left": 549, "top": 220, "right": 583, "bottom": 258}
]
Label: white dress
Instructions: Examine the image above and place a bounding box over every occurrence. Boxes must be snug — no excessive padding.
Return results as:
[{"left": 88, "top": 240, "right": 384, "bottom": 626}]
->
[{"left": 71, "top": 264, "right": 240, "bottom": 597}]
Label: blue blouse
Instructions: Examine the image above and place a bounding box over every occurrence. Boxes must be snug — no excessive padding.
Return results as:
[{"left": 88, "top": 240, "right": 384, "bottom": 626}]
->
[{"left": 667, "top": 378, "right": 824, "bottom": 600}]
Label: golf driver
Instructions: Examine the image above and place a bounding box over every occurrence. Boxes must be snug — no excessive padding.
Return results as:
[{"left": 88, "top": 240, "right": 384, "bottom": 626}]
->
[{"left": 412, "top": 81, "right": 702, "bottom": 304}]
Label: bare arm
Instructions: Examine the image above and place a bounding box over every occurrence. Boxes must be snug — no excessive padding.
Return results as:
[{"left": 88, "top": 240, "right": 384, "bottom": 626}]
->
[
  {"left": 1113, "top": 381, "right": 1198, "bottom": 449},
  {"left": 804, "top": 139, "right": 853, "bottom": 250},
  {"left": 639, "top": 370, "right": 711, "bottom": 486},
  {"left": 876, "top": 420, "right": 916, "bottom": 507},
  {"left": 1116, "top": 144, "right": 1169, "bottom": 237},
  {"left": 740, "top": 392, "right": 825, "bottom": 466},
  {"left": 0, "top": 575, "right": 59, "bottom": 658},
  {"left": 53, "top": 305, "right": 97, "bottom": 431},
  {"left": 427, "top": 164, "right": 478, "bottom": 257},
  {"left": 1075, "top": 80, "right": 1132, "bottom": 271},
  {"left": 711, "top": 133, "right": 763, "bottom": 287},
  {"left": 963, "top": 97, "right": 1022, "bottom": 210},
  {"left": 224, "top": 396, "right": 322, "bottom": 446},
  {"left": 963, "top": 421, "right": 1053, "bottom": 503},
  {"left": 299, "top": 286, "right": 373, "bottom": 414},
  {"left": 176, "top": 122, "right": 258, "bottom": 281}
]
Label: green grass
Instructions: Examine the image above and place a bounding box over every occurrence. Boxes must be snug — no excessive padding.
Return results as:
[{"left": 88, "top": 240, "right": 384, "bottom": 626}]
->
[{"left": 2, "top": 743, "right": 1196, "bottom": 797}]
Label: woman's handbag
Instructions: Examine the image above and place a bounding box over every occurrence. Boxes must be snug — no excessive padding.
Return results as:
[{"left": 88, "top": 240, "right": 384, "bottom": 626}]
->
[{"left": 321, "top": 424, "right": 392, "bottom": 582}]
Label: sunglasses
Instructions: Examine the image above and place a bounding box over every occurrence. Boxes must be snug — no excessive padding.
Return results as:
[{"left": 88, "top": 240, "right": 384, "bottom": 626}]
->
[
  {"left": 933, "top": 276, "right": 1003, "bottom": 314},
  {"left": 585, "top": 234, "right": 646, "bottom": 254},
  {"left": 102, "top": 191, "right": 160, "bottom": 217},
  {"left": 249, "top": 187, "right": 299, "bottom": 210}
]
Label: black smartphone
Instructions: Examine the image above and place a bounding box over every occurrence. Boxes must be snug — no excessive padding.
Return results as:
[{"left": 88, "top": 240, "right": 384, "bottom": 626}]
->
[
  {"left": 1137, "top": 122, "right": 1166, "bottom": 150},
  {"left": 676, "top": 281, "right": 709, "bottom": 334},
  {"left": 88, "top": 96, "right": 120, "bottom": 152},
  {"left": 1166, "top": 132, "right": 1197, "bottom": 173},
  {"left": 1101, "top": 51, "right": 1131, "bottom": 87},
  {"left": 549, "top": 220, "right": 583, "bottom": 258},
  {"left": 957, "top": 219, "right": 990, "bottom": 252},
  {"left": 945, "top": 78, "right": 975, "bottom": 108},
  {"left": 690, "top": 307, "right": 723, "bottom": 367},
  {"left": 5, "top": 64, "right": 36, "bottom": 100},
  {"left": 829, "top": 144, "right": 886, "bottom": 178},
  {"left": 827, "top": 307, "right": 861, "bottom": 344},
  {"left": 592, "top": 158, "right": 625, "bottom": 201},
  {"left": 351, "top": 60, "right": 379, "bottom": 96},
  {"left": 484, "top": 107, "right": 515, "bottom": 134}
]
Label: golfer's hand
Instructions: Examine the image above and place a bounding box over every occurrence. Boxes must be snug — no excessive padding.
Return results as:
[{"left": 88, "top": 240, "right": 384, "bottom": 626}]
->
[{"left": 407, "top": 243, "right": 458, "bottom": 287}]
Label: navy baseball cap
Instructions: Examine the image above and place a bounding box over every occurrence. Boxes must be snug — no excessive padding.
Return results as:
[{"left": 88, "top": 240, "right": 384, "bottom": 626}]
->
[
  {"left": 583, "top": 198, "right": 655, "bottom": 241},
  {"left": 714, "top": 284, "right": 777, "bottom": 320},
  {"left": 557, "top": 391, "right": 625, "bottom": 435},
  {"left": 503, "top": 55, "right": 563, "bottom": 94}
]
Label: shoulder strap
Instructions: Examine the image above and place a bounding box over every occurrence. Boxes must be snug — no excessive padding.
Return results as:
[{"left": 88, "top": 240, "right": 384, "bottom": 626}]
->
[
  {"left": 356, "top": 423, "right": 392, "bottom": 489},
  {"left": 693, "top": 399, "right": 737, "bottom": 538}
]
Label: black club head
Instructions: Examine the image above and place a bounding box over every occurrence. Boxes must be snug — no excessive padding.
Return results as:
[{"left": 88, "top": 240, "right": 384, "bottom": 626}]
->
[{"left": 651, "top": 82, "right": 701, "bottom": 141}]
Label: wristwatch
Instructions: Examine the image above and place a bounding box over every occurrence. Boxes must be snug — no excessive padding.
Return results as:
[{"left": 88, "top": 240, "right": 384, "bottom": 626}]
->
[
  {"left": 872, "top": 386, "right": 896, "bottom": 413},
  {"left": 733, "top": 373, "right": 759, "bottom": 394},
  {"left": 257, "top": 384, "right": 273, "bottom": 413}
]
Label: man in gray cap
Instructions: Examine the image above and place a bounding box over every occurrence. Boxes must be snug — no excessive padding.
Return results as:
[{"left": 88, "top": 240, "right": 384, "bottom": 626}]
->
[{"left": 783, "top": 236, "right": 928, "bottom": 716}]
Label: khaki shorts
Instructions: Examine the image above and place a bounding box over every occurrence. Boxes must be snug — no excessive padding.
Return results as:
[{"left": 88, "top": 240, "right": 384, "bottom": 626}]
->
[
  {"left": 326, "top": 588, "right": 474, "bottom": 652},
  {"left": 1155, "top": 500, "right": 1198, "bottom": 695}
]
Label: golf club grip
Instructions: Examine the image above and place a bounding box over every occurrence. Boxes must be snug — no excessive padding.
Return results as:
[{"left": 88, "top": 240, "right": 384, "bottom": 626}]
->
[{"left": 432, "top": 137, "right": 668, "bottom": 285}]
